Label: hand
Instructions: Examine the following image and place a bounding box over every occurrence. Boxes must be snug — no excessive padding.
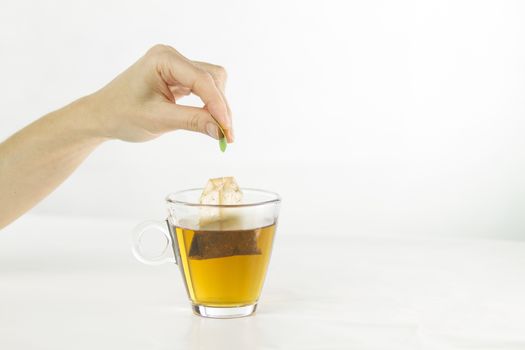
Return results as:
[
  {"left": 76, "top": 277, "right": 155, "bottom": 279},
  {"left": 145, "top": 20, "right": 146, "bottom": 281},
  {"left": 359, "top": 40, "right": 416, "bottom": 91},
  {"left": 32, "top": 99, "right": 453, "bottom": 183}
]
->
[
  {"left": 87, "top": 44, "right": 233, "bottom": 143},
  {"left": 0, "top": 44, "right": 233, "bottom": 228}
]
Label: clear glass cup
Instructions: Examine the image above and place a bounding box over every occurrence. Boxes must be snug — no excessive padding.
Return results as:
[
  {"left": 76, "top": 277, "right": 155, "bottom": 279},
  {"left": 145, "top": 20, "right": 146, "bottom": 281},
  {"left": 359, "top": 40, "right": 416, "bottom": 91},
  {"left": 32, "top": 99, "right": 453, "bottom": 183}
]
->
[{"left": 131, "top": 188, "right": 281, "bottom": 319}]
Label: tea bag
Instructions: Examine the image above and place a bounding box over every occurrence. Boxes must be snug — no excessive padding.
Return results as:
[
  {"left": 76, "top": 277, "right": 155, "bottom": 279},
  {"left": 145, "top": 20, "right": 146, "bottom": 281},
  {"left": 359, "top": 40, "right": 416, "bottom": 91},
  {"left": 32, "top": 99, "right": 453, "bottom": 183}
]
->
[
  {"left": 189, "top": 228, "right": 262, "bottom": 260},
  {"left": 198, "top": 176, "right": 243, "bottom": 228},
  {"left": 189, "top": 177, "right": 261, "bottom": 260}
]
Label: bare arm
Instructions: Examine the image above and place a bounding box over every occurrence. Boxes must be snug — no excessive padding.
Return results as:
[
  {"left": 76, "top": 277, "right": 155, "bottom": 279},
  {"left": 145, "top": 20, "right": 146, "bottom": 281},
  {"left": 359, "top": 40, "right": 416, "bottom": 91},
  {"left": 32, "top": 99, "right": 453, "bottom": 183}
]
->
[
  {"left": 0, "top": 45, "right": 233, "bottom": 229},
  {"left": 0, "top": 98, "right": 105, "bottom": 228}
]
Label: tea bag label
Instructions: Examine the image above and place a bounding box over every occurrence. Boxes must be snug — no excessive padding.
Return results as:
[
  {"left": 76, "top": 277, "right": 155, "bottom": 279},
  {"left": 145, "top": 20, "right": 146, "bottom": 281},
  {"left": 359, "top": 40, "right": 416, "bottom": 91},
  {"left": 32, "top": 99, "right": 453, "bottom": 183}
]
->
[{"left": 219, "top": 137, "right": 227, "bottom": 152}]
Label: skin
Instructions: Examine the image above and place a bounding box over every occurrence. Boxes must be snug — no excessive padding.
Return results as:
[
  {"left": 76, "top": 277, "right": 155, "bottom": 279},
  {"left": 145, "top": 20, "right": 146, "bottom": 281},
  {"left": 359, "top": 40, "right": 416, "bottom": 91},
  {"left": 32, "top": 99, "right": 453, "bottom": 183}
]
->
[{"left": 0, "top": 44, "right": 233, "bottom": 229}]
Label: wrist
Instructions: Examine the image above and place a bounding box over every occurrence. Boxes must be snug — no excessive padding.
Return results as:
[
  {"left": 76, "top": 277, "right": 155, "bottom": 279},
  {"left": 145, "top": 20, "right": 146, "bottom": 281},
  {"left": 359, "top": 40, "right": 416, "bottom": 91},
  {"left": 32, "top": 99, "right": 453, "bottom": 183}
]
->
[{"left": 58, "top": 94, "right": 111, "bottom": 144}]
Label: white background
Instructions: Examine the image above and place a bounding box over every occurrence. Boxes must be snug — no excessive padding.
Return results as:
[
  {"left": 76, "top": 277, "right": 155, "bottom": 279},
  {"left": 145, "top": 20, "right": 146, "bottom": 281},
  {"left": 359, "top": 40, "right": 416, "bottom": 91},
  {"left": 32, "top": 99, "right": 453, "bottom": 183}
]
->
[{"left": 1, "top": 0, "right": 525, "bottom": 239}]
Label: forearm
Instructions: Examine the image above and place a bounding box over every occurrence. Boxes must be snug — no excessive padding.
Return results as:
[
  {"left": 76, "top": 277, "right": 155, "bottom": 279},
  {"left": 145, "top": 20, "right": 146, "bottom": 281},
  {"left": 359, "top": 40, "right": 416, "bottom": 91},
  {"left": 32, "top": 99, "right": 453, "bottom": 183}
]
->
[{"left": 0, "top": 96, "right": 106, "bottom": 229}]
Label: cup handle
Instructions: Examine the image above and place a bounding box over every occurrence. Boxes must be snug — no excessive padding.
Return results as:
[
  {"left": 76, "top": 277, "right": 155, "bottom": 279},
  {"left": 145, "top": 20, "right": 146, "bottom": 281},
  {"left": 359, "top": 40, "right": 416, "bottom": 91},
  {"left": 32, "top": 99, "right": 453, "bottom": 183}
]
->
[{"left": 131, "top": 220, "right": 177, "bottom": 265}]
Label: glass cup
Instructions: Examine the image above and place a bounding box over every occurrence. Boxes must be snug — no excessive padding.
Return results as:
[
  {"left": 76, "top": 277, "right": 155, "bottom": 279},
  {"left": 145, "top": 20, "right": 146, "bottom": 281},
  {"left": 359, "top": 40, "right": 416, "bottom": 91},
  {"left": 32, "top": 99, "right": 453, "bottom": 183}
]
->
[{"left": 131, "top": 188, "right": 281, "bottom": 319}]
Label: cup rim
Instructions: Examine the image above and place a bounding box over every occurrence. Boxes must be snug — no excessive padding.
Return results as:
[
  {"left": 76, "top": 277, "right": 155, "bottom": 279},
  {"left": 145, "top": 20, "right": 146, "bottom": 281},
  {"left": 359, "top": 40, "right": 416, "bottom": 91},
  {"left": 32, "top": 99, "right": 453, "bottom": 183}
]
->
[{"left": 165, "top": 188, "right": 282, "bottom": 208}]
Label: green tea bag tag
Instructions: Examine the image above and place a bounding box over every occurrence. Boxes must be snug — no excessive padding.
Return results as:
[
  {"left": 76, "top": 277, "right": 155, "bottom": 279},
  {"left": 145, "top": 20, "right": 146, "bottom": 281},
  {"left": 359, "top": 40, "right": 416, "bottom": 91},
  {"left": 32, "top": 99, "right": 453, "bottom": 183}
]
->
[
  {"left": 216, "top": 123, "right": 227, "bottom": 153},
  {"left": 219, "top": 137, "right": 227, "bottom": 152}
]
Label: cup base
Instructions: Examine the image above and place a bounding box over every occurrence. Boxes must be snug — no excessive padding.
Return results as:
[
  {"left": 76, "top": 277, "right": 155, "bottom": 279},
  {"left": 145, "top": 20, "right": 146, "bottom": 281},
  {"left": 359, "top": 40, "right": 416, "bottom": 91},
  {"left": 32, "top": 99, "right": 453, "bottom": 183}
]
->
[{"left": 192, "top": 303, "right": 257, "bottom": 319}]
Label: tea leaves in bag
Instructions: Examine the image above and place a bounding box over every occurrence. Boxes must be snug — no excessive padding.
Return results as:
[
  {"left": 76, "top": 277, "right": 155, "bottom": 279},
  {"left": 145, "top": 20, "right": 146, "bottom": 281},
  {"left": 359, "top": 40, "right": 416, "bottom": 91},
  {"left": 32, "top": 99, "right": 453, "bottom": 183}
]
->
[{"left": 189, "top": 177, "right": 260, "bottom": 259}]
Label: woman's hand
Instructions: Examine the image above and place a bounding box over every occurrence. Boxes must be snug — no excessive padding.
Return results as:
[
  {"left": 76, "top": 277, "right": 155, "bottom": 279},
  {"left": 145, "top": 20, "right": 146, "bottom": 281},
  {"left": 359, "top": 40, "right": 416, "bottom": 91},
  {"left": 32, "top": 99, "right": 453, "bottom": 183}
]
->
[
  {"left": 88, "top": 44, "right": 233, "bottom": 143},
  {"left": 0, "top": 44, "right": 233, "bottom": 229}
]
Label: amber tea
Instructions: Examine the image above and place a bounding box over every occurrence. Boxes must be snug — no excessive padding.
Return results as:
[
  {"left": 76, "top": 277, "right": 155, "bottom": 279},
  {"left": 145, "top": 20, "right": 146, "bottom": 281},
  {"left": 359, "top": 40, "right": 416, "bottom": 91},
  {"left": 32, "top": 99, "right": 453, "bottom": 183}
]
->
[{"left": 173, "top": 223, "right": 276, "bottom": 307}]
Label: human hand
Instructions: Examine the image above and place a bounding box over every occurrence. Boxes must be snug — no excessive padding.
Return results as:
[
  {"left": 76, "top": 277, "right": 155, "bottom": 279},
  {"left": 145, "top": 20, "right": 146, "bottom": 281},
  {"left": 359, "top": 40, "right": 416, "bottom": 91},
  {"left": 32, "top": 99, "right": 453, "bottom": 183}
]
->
[
  {"left": 0, "top": 44, "right": 235, "bottom": 228},
  {"left": 87, "top": 44, "right": 233, "bottom": 143}
]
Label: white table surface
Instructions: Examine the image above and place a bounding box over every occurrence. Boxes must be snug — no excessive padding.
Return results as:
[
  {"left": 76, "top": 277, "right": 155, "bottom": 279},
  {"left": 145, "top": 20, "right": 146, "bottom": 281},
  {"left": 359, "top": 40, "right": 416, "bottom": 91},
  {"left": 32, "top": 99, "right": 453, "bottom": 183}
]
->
[{"left": 1, "top": 214, "right": 525, "bottom": 350}]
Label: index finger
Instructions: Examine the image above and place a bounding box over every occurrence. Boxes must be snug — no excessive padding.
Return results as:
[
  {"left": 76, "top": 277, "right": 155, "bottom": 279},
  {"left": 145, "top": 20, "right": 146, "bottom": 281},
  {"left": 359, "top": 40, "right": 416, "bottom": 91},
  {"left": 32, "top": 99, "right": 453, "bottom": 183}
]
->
[{"left": 191, "top": 61, "right": 233, "bottom": 131}]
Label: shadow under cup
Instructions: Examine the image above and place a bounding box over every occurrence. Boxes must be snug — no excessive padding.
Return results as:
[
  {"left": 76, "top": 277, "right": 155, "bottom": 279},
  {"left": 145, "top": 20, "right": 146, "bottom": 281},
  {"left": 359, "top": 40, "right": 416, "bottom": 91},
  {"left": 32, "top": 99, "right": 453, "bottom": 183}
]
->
[{"left": 132, "top": 188, "right": 281, "bottom": 319}]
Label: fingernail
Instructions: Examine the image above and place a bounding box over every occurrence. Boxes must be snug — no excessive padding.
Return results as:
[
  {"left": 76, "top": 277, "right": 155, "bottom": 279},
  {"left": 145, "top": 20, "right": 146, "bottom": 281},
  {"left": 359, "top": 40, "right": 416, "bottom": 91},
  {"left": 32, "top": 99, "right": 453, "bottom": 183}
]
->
[{"left": 206, "top": 123, "right": 219, "bottom": 139}]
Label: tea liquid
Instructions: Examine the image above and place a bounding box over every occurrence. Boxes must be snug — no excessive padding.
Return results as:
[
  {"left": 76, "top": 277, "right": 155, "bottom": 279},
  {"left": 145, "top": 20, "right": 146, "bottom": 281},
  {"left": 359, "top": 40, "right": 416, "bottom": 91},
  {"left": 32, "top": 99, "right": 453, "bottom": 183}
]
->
[{"left": 174, "top": 223, "right": 276, "bottom": 307}]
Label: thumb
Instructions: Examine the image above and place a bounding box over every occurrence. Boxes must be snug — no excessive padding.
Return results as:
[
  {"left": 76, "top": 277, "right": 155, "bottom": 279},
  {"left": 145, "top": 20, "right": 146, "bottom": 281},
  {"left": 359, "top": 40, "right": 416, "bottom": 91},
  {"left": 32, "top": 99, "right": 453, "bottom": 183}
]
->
[{"left": 157, "top": 103, "right": 220, "bottom": 139}]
